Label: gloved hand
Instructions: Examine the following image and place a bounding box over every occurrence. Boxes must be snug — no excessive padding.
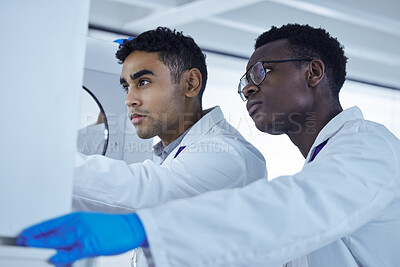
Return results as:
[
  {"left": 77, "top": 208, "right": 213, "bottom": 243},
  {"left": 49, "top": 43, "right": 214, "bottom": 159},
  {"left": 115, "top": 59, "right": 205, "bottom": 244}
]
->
[{"left": 17, "top": 212, "right": 146, "bottom": 265}]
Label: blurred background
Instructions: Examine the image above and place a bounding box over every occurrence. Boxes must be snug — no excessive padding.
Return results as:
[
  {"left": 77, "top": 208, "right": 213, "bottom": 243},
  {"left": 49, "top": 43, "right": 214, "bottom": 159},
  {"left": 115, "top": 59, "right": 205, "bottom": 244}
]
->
[{"left": 87, "top": 0, "right": 400, "bottom": 178}]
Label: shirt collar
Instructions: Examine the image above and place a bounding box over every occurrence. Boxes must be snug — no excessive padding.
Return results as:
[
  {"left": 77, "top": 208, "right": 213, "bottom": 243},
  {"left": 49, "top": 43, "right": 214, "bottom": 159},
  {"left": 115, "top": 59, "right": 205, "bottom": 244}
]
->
[
  {"left": 152, "top": 106, "right": 224, "bottom": 163},
  {"left": 153, "top": 127, "right": 191, "bottom": 163}
]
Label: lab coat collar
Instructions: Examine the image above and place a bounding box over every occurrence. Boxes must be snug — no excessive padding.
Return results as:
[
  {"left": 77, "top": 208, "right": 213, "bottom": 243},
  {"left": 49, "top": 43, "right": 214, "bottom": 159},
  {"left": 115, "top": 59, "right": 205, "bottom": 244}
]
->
[
  {"left": 180, "top": 106, "right": 225, "bottom": 144},
  {"left": 305, "top": 106, "right": 364, "bottom": 163},
  {"left": 161, "top": 106, "right": 225, "bottom": 164}
]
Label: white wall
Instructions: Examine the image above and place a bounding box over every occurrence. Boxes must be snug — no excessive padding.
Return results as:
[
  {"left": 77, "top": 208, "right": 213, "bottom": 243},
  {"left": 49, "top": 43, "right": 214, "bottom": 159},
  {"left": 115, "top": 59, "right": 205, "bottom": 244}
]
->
[{"left": 0, "top": 0, "right": 90, "bottom": 237}]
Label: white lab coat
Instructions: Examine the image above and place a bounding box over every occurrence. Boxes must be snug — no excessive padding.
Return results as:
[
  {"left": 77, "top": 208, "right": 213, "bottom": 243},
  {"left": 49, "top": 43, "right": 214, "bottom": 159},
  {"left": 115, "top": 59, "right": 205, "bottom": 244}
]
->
[
  {"left": 72, "top": 106, "right": 267, "bottom": 212},
  {"left": 137, "top": 106, "right": 400, "bottom": 267}
]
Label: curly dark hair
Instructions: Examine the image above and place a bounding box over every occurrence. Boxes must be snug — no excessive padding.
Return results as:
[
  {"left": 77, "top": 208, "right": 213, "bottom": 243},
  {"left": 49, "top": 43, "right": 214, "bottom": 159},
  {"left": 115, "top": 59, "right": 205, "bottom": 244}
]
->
[
  {"left": 116, "top": 27, "right": 208, "bottom": 100},
  {"left": 255, "top": 24, "right": 347, "bottom": 101}
]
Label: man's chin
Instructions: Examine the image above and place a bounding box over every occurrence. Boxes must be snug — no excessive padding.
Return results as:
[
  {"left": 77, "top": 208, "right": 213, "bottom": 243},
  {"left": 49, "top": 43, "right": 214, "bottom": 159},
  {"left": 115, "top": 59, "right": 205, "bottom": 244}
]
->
[
  {"left": 135, "top": 128, "right": 157, "bottom": 140},
  {"left": 256, "top": 122, "right": 285, "bottom": 135}
]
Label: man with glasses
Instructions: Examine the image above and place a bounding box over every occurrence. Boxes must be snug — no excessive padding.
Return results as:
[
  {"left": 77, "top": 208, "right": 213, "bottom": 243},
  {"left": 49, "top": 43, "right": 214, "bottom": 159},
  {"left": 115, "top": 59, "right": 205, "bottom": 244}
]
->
[{"left": 18, "top": 24, "right": 400, "bottom": 267}]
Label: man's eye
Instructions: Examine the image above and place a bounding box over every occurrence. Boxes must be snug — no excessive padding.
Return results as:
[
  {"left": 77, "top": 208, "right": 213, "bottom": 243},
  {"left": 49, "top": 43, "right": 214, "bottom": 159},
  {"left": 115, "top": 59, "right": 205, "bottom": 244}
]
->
[
  {"left": 138, "top": 80, "right": 150, "bottom": 87},
  {"left": 122, "top": 85, "right": 129, "bottom": 93}
]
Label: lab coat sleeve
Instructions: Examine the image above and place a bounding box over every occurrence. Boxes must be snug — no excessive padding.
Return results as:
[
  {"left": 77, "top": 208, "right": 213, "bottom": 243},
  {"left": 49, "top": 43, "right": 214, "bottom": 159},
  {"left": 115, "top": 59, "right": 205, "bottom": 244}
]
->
[
  {"left": 137, "top": 125, "right": 399, "bottom": 266},
  {"left": 72, "top": 138, "right": 257, "bottom": 213}
]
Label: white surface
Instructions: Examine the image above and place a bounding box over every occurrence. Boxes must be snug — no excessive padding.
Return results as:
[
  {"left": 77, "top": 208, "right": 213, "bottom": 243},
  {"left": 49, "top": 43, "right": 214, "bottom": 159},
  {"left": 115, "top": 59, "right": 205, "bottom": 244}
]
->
[
  {"left": 0, "top": 245, "right": 92, "bottom": 267},
  {"left": 79, "top": 89, "right": 101, "bottom": 129},
  {"left": 0, "top": 245, "right": 55, "bottom": 261},
  {"left": 95, "top": 250, "right": 135, "bottom": 267},
  {"left": 0, "top": 0, "right": 90, "bottom": 236},
  {"left": 0, "top": 245, "right": 54, "bottom": 267},
  {"left": 84, "top": 37, "right": 122, "bottom": 75}
]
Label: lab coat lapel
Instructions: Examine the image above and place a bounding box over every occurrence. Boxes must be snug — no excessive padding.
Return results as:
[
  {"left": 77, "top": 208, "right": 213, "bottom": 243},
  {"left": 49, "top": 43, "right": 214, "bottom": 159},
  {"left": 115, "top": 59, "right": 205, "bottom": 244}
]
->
[
  {"left": 162, "top": 106, "right": 225, "bottom": 165},
  {"left": 304, "top": 106, "right": 364, "bottom": 164}
]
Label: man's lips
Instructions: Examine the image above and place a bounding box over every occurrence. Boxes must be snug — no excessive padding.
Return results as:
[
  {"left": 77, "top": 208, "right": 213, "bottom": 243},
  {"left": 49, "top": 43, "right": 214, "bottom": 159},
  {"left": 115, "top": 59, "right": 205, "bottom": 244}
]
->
[
  {"left": 130, "top": 113, "right": 147, "bottom": 124},
  {"left": 247, "top": 101, "right": 262, "bottom": 116}
]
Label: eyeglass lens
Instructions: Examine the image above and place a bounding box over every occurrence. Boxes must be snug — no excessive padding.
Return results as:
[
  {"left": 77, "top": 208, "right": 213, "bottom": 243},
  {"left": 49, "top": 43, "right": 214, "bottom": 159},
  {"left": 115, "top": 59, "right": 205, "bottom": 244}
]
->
[
  {"left": 238, "top": 61, "right": 266, "bottom": 99},
  {"left": 250, "top": 62, "right": 266, "bottom": 86}
]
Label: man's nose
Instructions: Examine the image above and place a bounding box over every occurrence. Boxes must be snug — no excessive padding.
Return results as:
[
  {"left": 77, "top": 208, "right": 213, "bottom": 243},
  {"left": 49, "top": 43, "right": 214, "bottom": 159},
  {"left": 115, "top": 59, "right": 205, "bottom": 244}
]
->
[
  {"left": 125, "top": 88, "right": 141, "bottom": 107},
  {"left": 242, "top": 83, "right": 260, "bottom": 100}
]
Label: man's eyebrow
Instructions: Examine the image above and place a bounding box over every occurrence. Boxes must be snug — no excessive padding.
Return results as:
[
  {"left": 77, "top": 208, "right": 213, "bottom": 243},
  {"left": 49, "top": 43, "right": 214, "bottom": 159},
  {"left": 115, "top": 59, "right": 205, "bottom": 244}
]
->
[
  {"left": 120, "top": 69, "right": 155, "bottom": 85},
  {"left": 130, "top": 69, "right": 155, "bottom": 81}
]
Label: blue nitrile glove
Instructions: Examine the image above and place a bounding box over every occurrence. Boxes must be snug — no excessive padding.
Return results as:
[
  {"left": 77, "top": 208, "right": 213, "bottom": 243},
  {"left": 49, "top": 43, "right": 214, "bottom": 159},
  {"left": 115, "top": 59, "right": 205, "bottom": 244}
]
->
[{"left": 17, "top": 212, "right": 146, "bottom": 265}]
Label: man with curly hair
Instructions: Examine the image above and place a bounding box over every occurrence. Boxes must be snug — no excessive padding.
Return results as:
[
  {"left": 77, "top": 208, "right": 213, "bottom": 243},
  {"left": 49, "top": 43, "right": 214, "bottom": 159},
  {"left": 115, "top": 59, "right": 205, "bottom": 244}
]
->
[
  {"left": 18, "top": 24, "right": 400, "bottom": 267},
  {"left": 72, "top": 27, "right": 266, "bottom": 213},
  {"left": 72, "top": 27, "right": 266, "bottom": 266}
]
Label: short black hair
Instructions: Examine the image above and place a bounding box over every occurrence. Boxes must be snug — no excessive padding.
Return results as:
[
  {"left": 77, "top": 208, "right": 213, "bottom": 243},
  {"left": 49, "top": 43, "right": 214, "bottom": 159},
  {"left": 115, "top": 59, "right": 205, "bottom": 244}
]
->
[
  {"left": 116, "top": 27, "right": 208, "bottom": 100},
  {"left": 255, "top": 24, "right": 347, "bottom": 101}
]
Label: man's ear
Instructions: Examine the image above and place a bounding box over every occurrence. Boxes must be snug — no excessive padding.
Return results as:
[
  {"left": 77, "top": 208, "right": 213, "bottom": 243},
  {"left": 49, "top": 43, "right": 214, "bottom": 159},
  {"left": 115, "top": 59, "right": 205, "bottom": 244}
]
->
[
  {"left": 183, "top": 68, "right": 202, "bottom": 98},
  {"left": 307, "top": 59, "right": 325, "bottom": 87}
]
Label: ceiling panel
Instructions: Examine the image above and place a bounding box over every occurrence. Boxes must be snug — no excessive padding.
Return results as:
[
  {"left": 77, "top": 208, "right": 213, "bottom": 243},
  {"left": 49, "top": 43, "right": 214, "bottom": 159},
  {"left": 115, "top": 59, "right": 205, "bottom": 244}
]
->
[
  {"left": 176, "top": 20, "right": 259, "bottom": 57},
  {"left": 89, "top": 0, "right": 151, "bottom": 28},
  {"left": 303, "top": 0, "right": 400, "bottom": 21},
  {"left": 88, "top": 0, "right": 400, "bottom": 89}
]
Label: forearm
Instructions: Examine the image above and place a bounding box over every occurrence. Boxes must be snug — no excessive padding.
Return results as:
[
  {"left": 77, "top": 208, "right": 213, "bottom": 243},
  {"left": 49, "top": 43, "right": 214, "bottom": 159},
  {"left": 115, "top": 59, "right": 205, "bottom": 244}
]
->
[{"left": 73, "top": 147, "right": 249, "bottom": 212}]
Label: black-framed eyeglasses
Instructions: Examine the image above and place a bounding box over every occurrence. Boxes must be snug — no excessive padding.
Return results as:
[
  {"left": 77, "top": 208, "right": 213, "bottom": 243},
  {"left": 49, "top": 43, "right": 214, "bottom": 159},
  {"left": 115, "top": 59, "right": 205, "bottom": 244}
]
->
[{"left": 237, "top": 58, "right": 313, "bottom": 101}]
